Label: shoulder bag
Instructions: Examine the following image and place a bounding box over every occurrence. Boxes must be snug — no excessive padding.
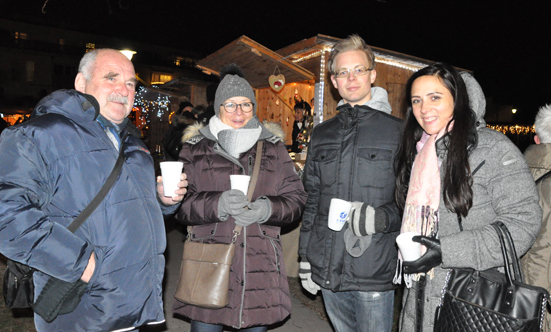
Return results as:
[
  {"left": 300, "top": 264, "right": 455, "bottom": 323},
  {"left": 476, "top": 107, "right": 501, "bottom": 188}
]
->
[
  {"left": 3, "top": 137, "right": 126, "bottom": 323},
  {"left": 174, "top": 141, "right": 263, "bottom": 309},
  {"left": 434, "top": 221, "right": 549, "bottom": 332}
]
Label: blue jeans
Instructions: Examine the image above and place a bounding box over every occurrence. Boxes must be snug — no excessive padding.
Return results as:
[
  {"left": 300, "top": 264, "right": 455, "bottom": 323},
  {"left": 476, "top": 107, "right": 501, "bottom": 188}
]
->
[
  {"left": 190, "top": 320, "right": 268, "bottom": 332},
  {"left": 321, "top": 288, "right": 394, "bottom": 332}
]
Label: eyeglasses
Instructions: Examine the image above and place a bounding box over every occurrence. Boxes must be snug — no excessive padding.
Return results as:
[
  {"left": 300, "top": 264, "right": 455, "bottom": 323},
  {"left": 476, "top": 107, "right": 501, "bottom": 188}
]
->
[
  {"left": 333, "top": 66, "right": 372, "bottom": 79},
  {"left": 221, "top": 102, "right": 254, "bottom": 113}
]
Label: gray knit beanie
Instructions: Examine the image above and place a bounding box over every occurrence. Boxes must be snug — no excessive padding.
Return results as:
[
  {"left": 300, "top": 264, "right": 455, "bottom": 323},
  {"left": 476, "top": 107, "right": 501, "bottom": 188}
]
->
[{"left": 214, "top": 64, "right": 257, "bottom": 117}]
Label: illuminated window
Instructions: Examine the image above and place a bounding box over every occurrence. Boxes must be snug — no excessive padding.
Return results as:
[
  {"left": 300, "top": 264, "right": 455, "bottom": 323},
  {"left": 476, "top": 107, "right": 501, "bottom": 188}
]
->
[
  {"left": 175, "top": 57, "right": 183, "bottom": 66},
  {"left": 86, "top": 43, "right": 96, "bottom": 52},
  {"left": 15, "top": 32, "right": 27, "bottom": 40},
  {"left": 151, "top": 73, "right": 173, "bottom": 84}
]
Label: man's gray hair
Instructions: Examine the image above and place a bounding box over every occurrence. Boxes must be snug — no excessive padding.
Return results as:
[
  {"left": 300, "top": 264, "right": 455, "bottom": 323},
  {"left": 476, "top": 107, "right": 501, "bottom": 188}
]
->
[
  {"left": 327, "top": 34, "right": 376, "bottom": 74},
  {"left": 535, "top": 104, "right": 551, "bottom": 143},
  {"left": 78, "top": 49, "right": 103, "bottom": 82}
]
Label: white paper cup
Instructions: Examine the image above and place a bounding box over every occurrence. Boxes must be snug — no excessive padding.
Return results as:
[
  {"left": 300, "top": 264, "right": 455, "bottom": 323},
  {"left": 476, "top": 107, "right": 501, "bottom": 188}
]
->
[
  {"left": 160, "top": 161, "right": 183, "bottom": 197},
  {"left": 327, "top": 198, "right": 352, "bottom": 231},
  {"left": 396, "top": 232, "right": 422, "bottom": 261},
  {"left": 230, "top": 175, "right": 251, "bottom": 195}
]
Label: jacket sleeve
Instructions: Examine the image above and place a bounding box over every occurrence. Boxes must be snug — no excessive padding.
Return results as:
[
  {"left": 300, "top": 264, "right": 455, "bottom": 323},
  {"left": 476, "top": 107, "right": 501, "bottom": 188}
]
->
[
  {"left": 262, "top": 142, "right": 307, "bottom": 226},
  {"left": 0, "top": 128, "right": 92, "bottom": 282},
  {"left": 522, "top": 178, "right": 551, "bottom": 293},
  {"left": 175, "top": 142, "right": 223, "bottom": 225},
  {"left": 298, "top": 130, "right": 320, "bottom": 260},
  {"left": 440, "top": 135, "right": 542, "bottom": 271},
  {"left": 376, "top": 199, "right": 402, "bottom": 233}
]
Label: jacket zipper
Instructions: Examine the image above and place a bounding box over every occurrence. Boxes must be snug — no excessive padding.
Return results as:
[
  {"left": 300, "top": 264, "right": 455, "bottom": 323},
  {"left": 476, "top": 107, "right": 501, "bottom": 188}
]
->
[{"left": 238, "top": 226, "right": 247, "bottom": 328}]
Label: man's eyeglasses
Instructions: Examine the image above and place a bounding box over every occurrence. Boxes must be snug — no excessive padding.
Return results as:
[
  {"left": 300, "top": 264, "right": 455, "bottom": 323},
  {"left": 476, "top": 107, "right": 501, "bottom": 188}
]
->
[
  {"left": 333, "top": 66, "right": 373, "bottom": 79},
  {"left": 221, "top": 102, "right": 254, "bottom": 113}
]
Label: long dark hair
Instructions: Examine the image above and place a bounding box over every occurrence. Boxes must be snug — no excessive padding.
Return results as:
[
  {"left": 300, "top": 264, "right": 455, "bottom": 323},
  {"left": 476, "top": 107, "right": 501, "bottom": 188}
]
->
[{"left": 394, "top": 63, "right": 476, "bottom": 218}]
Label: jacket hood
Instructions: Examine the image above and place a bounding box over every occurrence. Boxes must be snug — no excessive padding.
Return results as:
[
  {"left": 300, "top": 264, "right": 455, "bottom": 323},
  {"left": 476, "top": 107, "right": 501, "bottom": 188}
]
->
[
  {"left": 33, "top": 89, "right": 100, "bottom": 122},
  {"left": 33, "top": 89, "right": 141, "bottom": 138},
  {"left": 460, "top": 72, "right": 486, "bottom": 129},
  {"left": 182, "top": 120, "right": 285, "bottom": 144},
  {"left": 337, "top": 87, "right": 392, "bottom": 114}
]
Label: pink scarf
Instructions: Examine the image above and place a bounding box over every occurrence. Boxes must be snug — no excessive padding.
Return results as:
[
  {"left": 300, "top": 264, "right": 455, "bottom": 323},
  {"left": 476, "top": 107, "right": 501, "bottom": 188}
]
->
[{"left": 395, "top": 130, "right": 444, "bottom": 287}]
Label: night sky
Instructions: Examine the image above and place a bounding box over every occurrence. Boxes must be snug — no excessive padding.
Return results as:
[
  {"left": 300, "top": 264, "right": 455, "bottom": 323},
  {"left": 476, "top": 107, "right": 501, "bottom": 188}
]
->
[{"left": 2, "top": 0, "right": 550, "bottom": 124}]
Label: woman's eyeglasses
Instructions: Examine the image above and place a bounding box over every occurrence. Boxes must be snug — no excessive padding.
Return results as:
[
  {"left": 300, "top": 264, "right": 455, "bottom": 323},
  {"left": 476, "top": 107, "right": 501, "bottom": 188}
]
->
[{"left": 221, "top": 102, "right": 254, "bottom": 113}]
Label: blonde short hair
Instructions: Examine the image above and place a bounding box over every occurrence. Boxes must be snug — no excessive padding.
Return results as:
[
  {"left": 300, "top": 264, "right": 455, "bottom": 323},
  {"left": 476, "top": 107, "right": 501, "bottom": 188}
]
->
[{"left": 327, "top": 34, "right": 376, "bottom": 74}]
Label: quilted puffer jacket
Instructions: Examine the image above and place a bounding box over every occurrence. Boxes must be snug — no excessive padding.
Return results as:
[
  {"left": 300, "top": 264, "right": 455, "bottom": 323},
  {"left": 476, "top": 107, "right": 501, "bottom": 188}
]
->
[
  {"left": 172, "top": 122, "right": 307, "bottom": 329},
  {"left": 0, "top": 90, "right": 177, "bottom": 332}
]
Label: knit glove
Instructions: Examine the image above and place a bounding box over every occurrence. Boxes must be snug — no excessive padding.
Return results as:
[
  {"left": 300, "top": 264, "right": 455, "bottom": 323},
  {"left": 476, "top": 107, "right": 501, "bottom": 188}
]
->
[
  {"left": 348, "top": 202, "right": 389, "bottom": 237},
  {"left": 233, "top": 197, "right": 271, "bottom": 227},
  {"left": 218, "top": 189, "right": 249, "bottom": 221},
  {"left": 33, "top": 277, "right": 88, "bottom": 323},
  {"left": 299, "top": 261, "right": 320, "bottom": 295},
  {"left": 403, "top": 236, "right": 442, "bottom": 274}
]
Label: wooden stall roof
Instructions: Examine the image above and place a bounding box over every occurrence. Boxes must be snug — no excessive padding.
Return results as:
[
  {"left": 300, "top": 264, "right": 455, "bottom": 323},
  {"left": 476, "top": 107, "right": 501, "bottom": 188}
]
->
[
  {"left": 196, "top": 36, "right": 315, "bottom": 89},
  {"left": 277, "top": 34, "right": 471, "bottom": 73}
]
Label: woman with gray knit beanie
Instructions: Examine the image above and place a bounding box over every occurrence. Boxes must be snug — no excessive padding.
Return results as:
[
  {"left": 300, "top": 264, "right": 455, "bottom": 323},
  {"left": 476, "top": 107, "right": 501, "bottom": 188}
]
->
[{"left": 172, "top": 64, "right": 307, "bottom": 332}]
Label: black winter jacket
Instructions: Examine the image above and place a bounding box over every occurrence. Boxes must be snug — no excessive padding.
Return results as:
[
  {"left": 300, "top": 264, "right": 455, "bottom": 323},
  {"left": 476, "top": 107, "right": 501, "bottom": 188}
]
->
[{"left": 299, "top": 103, "right": 402, "bottom": 292}]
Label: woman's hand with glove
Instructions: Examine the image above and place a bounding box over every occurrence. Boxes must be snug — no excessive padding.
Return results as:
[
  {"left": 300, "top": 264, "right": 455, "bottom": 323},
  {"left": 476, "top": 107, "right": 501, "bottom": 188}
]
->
[
  {"left": 218, "top": 189, "right": 249, "bottom": 221},
  {"left": 402, "top": 236, "right": 442, "bottom": 274},
  {"left": 233, "top": 197, "right": 272, "bottom": 227}
]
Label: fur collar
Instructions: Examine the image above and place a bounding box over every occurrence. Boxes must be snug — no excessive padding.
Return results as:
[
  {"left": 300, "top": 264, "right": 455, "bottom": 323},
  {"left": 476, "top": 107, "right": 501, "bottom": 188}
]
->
[{"left": 182, "top": 121, "right": 285, "bottom": 145}]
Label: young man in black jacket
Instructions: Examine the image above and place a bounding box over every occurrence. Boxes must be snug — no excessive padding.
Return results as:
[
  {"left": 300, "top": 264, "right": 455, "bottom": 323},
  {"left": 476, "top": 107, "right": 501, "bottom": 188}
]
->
[{"left": 299, "top": 35, "right": 402, "bottom": 332}]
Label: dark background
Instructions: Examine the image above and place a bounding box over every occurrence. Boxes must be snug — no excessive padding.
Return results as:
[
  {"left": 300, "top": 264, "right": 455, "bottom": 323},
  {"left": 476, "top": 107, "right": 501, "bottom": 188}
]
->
[{"left": 2, "top": 0, "right": 550, "bottom": 124}]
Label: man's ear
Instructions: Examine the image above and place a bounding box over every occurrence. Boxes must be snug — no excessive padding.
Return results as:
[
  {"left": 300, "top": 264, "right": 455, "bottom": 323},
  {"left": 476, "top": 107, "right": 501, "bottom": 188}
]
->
[
  {"left": 75, "top": 73, "right": 86, "bottom": 93},
  {"left": 370, "top": 69, "right": 377, "bottom": 84},
  {"left": 535, "top": 135, "right": 541, "bottom": 145},
  {"left": 330, "top": 75, "right": 338, "bottom": 89}
]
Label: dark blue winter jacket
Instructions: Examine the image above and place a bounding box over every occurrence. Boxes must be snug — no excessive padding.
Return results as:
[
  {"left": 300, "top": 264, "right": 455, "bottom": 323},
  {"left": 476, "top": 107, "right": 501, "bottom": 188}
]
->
[{"left": 0, "top": 90, "right": 176, "bottom": 331}]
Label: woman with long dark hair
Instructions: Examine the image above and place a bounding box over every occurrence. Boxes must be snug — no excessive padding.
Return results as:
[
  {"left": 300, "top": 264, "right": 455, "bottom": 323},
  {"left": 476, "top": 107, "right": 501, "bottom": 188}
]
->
[{"left": 394, "top": 63, "right": 541, "bottom": 332}]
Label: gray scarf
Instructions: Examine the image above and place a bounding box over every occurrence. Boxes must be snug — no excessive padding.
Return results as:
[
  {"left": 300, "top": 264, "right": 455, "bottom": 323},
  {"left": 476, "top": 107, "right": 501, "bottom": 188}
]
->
[{"left": 209, "top": 116, "right": 262, "bottom": 158}]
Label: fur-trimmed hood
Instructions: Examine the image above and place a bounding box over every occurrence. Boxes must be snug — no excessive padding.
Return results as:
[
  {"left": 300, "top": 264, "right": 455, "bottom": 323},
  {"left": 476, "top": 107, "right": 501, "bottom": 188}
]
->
[{"left": 181, "top": 120, "right": 285, "bottom": 145}]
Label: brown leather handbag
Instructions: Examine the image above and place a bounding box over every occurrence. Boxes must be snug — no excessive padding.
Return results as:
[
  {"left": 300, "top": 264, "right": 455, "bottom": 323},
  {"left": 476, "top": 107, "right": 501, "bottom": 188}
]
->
[{"left": 174, "top": 141, "right": 263, "bottom": 309}]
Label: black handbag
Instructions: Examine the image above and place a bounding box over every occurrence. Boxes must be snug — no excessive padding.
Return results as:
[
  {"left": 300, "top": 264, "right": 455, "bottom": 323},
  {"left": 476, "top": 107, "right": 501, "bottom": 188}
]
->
[
  {"left": 434, "top": 221, "right": 549, "bottom": 332},
  {"left": 3, "top": 135, "right": 126, "bottom": 322},
  {"left": 3, "top": 259, "right": 34, "bottom": 308}
]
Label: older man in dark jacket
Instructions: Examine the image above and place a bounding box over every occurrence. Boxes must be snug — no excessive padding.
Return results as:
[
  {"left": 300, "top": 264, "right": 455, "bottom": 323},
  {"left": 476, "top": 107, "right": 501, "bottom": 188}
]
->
[
  {"left": 299, "top": 35, "right": 402, "bottom": 332},
  {"left": 0, "top": 49, "right": 187, "bottom": 332}
]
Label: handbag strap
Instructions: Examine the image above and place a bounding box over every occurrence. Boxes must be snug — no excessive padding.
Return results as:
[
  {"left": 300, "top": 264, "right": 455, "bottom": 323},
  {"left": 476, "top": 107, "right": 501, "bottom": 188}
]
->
[
  {"left": 493, "top": 221, "right": 523, "bottom": 281},
  {"left": 67, "top": 135, "right": 126, "bottom": 233},
  {"left": 247, "top": 141, "right": 263, "bottom": 202}
]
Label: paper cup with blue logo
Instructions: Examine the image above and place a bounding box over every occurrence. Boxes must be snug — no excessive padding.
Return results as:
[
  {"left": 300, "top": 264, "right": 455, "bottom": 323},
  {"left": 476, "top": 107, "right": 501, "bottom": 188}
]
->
[{"left": 328, "top": 198, "right": 352, "bottom": 231}]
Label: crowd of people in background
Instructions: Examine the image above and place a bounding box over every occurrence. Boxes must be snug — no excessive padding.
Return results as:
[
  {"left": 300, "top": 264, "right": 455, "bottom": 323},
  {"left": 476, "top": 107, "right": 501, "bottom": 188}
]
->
[{"left": 0, "top": 33, "right": 550, "bottom": 332}]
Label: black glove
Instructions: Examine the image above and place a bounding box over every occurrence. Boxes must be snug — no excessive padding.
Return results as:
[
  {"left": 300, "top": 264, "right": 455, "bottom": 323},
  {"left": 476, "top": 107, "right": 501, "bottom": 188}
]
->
[{"left": 402, "top": 236, "right": 442, "bottom": 274}]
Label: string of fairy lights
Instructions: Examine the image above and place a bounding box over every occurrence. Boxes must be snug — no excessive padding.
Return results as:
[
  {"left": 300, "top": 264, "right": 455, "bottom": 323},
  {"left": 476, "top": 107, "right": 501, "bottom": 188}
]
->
[
  {"left": 132, "top": 86, "right": 172, "bottom": 128},
  {"left": 487, "top": 124, "right": 535, "bottom": 135}
]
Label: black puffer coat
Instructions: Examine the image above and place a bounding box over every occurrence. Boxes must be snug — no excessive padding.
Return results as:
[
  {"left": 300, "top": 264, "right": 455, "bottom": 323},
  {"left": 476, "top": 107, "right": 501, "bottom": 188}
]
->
[
  {"left": 299, "top": 102, "right": 403, "bottom": 292},
  {"left": 173, "top": 122, "right": 307, "bottom": 329}
]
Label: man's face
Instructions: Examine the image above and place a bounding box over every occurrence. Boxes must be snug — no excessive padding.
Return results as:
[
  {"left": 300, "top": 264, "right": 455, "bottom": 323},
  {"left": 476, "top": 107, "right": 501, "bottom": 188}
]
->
[
  {"left": 75, "top": 50, "right": 137, "bottom": 124},
  {"left": 330, "top": 50, "right": 376, "bottom": 107}
]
